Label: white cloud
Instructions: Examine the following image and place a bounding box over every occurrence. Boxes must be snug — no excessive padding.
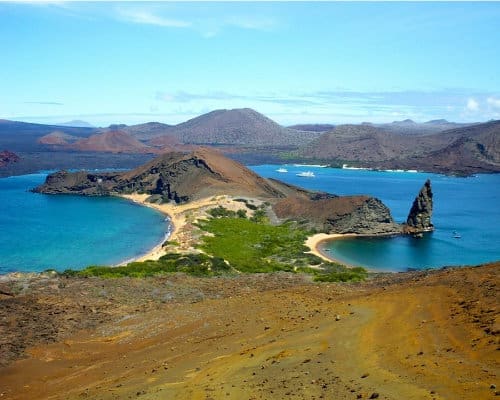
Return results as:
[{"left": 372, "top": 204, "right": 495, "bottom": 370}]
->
[
  {"left": 226, "top": 16, "right": 276, "bottom": 31},
  {"left": 118, "top": 9, "right": 191, "bottom": 28},
  {"left": 7, "top": 1, "right": 67, "bottom": 4},
  {"left": 487, "top": 97, "right": 500, "bottom": 109},
  {"left": 466, "top": 98, "right": 479, "bottom": 112},
  {"left": 113, "top": 6, "right": 277, "bottom": 37}
]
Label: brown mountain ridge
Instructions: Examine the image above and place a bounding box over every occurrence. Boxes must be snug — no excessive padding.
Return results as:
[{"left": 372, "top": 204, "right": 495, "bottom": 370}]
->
[
  {"left": 145, "top": 108, "right": 320, "bottom": 148},
  {"left": 300, "top": 120, "right": 500, "bottom": 174},
  {"left": 38, "top": 130, "right": 161, "bottom": 154},
  {"left": 4, "top": 110, "right": 498, "bottom": 176}
]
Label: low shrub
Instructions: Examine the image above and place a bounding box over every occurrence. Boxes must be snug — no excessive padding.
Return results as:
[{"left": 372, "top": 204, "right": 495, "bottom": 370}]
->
[
  {"left": 314, "top": 266, "right": 367, "bottom": 282},
  {"left": 62, "top": 253, "right": 232, "bottom": 278}
]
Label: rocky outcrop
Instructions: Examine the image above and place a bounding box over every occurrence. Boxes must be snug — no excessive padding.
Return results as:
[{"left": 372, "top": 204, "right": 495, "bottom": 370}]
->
[
  {"left": 273, "top": 195, "right": 401, "bottom": 235},
  {"left": 331, "top": 197, "right": 401, "bottom": 234},
  {"left": 0, "top": 150, "right": 20, "bottom": 167},
  {"left": 404, "top": 179, "right": 434, "bottom": 232},
  {"left": 35, "top": 170, "right": 121, "bottom": 195}
]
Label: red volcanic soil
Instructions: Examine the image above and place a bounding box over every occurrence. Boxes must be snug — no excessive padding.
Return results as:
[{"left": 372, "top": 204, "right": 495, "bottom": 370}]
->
[
  {"left": 70, "top": 130, "right": 160, "bottom": 153},
  {"left": 37, "top": 131, "right": 80, "bottom": 145}
]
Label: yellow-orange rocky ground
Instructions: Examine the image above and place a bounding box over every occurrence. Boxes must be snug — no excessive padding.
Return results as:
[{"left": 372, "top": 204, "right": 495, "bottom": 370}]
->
[{"left": 0, "top": 263, "right": 498, "bottom": 400}]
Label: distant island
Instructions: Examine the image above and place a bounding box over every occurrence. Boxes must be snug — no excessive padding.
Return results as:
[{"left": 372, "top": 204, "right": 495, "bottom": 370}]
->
[{"left": 1, "top": 108, "right": 499, "bottom": 178}]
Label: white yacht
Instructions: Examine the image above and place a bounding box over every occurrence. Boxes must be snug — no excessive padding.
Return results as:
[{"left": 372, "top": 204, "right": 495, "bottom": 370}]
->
[
  {"left": 296, "top": 171, "right": 315, "bottom": 177},
  {"left": 276, "top": 167, "right": 288, "bottom": 173}
]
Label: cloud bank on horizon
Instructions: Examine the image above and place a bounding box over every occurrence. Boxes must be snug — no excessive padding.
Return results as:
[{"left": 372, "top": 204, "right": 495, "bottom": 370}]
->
[{"left": 1, "top": 1, "right": 499, "bottom": 126}]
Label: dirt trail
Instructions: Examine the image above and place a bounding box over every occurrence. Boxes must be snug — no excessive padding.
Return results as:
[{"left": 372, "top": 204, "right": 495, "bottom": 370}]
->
[{"left": 0, "top": 264, "right": 498, "bottom": 399}]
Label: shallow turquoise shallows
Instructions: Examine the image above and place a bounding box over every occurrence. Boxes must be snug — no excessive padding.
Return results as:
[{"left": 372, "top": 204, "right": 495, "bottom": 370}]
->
[
  {"left": 0, "top": 173, "right": 169, "bottom": 274},
  {"left": 250, "top": 165, "right": 500, "bottom": 272}
]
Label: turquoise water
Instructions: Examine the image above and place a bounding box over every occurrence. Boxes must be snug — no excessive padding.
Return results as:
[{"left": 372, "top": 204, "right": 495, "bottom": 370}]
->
[
  {"left": 0, "top": 173, "right": 169, "bottom": 274},
  {"left": 2, "top": 167, "right": 499, "bottom": 274},
  {"left": 250, "top": 165, "right": 500, "bottom": 272}
]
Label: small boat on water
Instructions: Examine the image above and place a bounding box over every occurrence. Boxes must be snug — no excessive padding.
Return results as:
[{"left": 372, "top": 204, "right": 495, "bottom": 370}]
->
[
  {"left": 296, "top": 171, "right": 315, "bottom": 177},
  {"left": 453, "top": 230, "right": 462, "bottom": 239},
  {"left": 276, "top": 167, "right": 288, "bottom": 173}
]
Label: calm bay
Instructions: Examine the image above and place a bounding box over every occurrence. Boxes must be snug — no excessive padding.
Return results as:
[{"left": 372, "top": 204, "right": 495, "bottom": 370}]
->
[
  {"left": 0, "top": 172, "right": 168, "bottom": 274},
  {"left": 251, "top": 165, "right": 500, "bottom": 272}
]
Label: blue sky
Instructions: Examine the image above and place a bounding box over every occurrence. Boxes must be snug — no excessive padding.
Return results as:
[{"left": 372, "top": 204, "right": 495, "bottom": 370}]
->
[{"left": 1, "top": 1, "right": 500, "bottom": 127}]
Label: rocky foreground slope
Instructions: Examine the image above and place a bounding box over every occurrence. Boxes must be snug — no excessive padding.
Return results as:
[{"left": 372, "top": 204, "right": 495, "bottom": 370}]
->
[
  {"left": 0, "top": 262, "right": 498, "bottom": 399},
  {"left": 34, "top": 148, "right": 433, "bottom": 235}
]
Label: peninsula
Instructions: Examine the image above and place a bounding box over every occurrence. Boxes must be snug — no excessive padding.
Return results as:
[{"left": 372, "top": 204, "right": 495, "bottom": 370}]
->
[{"left": 34, "top": 148, "right": 432, "bottom": 233}]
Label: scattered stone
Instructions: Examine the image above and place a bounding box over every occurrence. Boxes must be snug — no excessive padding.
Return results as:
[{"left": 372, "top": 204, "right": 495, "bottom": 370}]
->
[
  {"left": 369, "top": 393, "right": 379, "bottom": 399},
  {"left": 0, "top": 284, "right": 14, "bottom": 297},
  {"left": 361, "top": 373, "right": 370, "bottom": 378}
]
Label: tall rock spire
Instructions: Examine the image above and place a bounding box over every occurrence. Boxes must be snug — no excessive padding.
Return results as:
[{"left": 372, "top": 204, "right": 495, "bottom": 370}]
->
[{"left": 405, "top": 179, "right": 434, "bottom": 232}]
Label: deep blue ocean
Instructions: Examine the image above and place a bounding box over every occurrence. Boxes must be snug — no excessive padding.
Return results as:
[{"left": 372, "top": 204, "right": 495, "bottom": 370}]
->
[
  {"left": 250, "top": 164, "right": 500, "bottom": 272},
  {"left": 0, "top": 172, "right": 168, "bottom": 274}
]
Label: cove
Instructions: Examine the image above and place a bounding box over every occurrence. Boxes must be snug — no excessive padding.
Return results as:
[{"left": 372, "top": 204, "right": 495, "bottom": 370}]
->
[
  {"left": 250, "top": 165, "right": 500, "bottom": 271},
  {"left": 0, "top": 173, "right": 169, "bottom": 274}
]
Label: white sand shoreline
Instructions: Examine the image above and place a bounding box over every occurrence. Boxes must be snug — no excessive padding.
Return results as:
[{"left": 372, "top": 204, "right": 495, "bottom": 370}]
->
[
  {"left": 116, "top": 194, "right": 259, "bottom": 265},
  {"left": 117, "top": 194, "right": 399, "bottom": 273},
  {"left": 115, "top": 194, "right": 178, "bottom": 265},
  {"left": 305, "top": 232, "right": 400, "bottom": 272},
  {"left": 304, "top": 233, "right": 359, "bottom": 267}
]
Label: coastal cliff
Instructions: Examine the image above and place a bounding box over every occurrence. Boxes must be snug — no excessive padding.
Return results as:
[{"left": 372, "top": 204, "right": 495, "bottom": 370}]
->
[
  {"left": 273, "top": 195, "right": 400, "bottom": 235},
  {"left": 34, "top": 148, "right": 432, "bottom": 236}
]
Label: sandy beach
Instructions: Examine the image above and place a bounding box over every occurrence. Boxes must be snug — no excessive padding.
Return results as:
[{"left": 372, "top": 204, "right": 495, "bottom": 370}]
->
[
  {"left": 119, "top": 194, "right": 264, "bottom": 263},
  {"left": 120, "top": 195, "right": 362, "bottom": 268},
  {"left": 304, "top": 233, "right": 357, "bottom": 264},
  {"left": 120, "top": 195, "right": 400, "bottom": 272},
  {"left": 305, "top": 231, "right": 406, "bottom": 270}
]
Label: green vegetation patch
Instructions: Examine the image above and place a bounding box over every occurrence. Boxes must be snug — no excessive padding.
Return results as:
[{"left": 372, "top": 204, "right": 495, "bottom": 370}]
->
[
  {"left": 196, "top": 215, "right": 326, "bottom": 273},
  {"left": 62, "top": 207, "right": 367, "bottom": 283},
  {"left": 63, "top": 253, "right": 231, "bottom": 278},
  {"left": 313, "top": 266, "right": 368, "bottom": 282}
]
